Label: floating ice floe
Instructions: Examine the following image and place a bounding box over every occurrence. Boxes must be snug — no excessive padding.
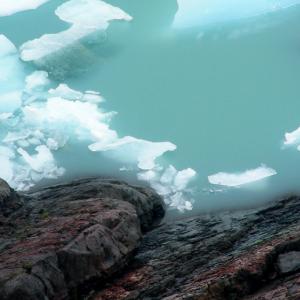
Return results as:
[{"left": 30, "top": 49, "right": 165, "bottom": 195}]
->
[
  {"left": 208, "top": 165, "right": 277, "bottom": 187},
  {"left": 89, "top": 136, "right": 177, "bottom": 170},
  {"left": 173, "top": 0, "right": 300, "bottom": 29},
  {"left": 20, "top": 0, "right": 133, "bottom": 62},
  {"left": 0, "top": 0, "right": 49, "bottom": 17},
  {"left": 284, "top": 126, "right": 300, "bottom": 151}
]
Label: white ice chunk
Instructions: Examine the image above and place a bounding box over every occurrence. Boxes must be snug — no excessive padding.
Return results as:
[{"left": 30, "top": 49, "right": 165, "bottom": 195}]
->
[
  {"left": 0, "top": 156, "right": 14, "bottom": 182},
  {"left": 25, "top": 71, "right": 50, "bottom": 92},
  {"left": 0, "top": 91, "right": 22, "bottom": 114},
  {"left": 0, "top": 35, "right": 17, "bottom": 56},
  {"left": 169, "top": 192, "right": 193, "bottom": 211},
  {"left": 0, "top": 146, "right": 14, "bottom": 182},
  {"left": 208, "top": 164, "right": 277, "bottom": 187},
  {"left": 20, "top": 0, "right": 132, "bottom": 62},
  {"left": 0, "top": 36, "right": 25, "bottom": 113},
  {"left": 0, "top": 113, "right": 12, "bottom": 121},
  {"left": 174, "top": 168, "right": 197, "bottom": 191},
  {"left": 0, "top": 146, "right": 15, "bottom": 158},
  {"left": 160, "top": 165, "right": 178, "bottom": 185},
  {"left": 173, "top": 0, "right": 300, "bottom": 29},
  {"left": 89, "top": 136, "right": 177, "bottom": 170},
  {"left": 0, "top": 35, "right": 24, "bottom": 85},
  {"left": 284, "top": 126, "right": 300, "bottom": 146},
  {"left": 48, "top": 84, "right": 83, "bottom": 100},
  {"left": 138, "top": 164, "right": 196, "bottom": 211},
  {"left": 17, "top": 145, "right": 64, "bottom": 176},
  {"left": 0, "top": 0, "right": 49, "bottom": 17},
  {"left": 22, "top": 97, "right": 117, "bottom": 143},
  {"left": 137, "top": 170, "right": 158, "bottom": 181},
  {"left": 46, "top": 138, "right": 60, "bottom": 151}
]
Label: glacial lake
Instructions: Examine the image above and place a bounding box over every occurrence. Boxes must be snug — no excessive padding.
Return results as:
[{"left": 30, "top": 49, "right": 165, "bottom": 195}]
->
[{"left": 2, "top": 0, "right": 300, "bottom": 214}]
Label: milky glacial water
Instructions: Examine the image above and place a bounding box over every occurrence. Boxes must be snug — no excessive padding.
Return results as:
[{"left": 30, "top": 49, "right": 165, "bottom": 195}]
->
[{"left": 2, "top": 0, "right": 300, "bottom": 214}]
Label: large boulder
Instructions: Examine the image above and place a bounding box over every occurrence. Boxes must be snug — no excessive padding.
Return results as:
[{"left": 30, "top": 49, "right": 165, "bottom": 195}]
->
[{"left": 0, "top": 178, "right": 165, "bottom": 300}]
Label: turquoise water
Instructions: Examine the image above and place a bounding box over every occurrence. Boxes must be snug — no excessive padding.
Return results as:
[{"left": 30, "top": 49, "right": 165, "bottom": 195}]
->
[{"left": 2, "top": 0, "right": 300, "bottom": 212}]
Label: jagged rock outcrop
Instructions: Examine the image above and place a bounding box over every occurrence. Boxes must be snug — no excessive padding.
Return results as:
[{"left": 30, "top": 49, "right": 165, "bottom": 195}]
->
[
  {"left": 0, "top": 178, "right": 165, "bottom": 300},
  {"left": 92, "top": 196, "right": 300, "bottom": 300}
]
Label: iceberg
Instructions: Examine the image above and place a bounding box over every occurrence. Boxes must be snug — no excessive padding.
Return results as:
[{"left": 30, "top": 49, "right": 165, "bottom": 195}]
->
[
  {"left": 20, "top": 0, "right": 132, "bottom": 62},
  {"left": 173, "top": 0, "right": 300, "bottom": 29},
  {"left": 0, "top": 0, "right": 49, "bottom": 17},
  {"left": 208, "top": 165, "right": 277, "bottom": 187}
]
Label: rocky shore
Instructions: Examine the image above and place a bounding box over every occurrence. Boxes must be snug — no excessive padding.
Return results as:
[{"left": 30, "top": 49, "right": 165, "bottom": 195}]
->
[
  {"left": 1, "top": 178, "right": 300, "bottom": 299},
  {"left": 0, "top": 178, "right": 164, "bottom": 300},
  {"left": 92, "top": 196, "right": 300, "bottom": 300}
]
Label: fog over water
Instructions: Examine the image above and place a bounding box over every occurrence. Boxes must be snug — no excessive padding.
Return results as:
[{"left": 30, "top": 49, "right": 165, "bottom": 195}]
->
[{"left": 1, "top": 0, "right": 300, "bottom": 214}]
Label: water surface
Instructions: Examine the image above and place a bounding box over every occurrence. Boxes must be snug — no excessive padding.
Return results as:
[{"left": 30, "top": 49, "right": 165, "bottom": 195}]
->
[{"left": 1, "top": 0, "right": 300, "bottom": 213}]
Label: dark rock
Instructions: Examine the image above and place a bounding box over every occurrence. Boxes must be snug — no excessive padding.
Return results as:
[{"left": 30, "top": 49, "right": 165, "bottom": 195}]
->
[
  {"left": 91, "top": 196, "right": 300, "bottom": 300},
  {"left": 0, "top": 178, "right": 22, "bottom": 217},
  {"left": 0, "top": 178, "right": 165, "bottom": 300},
  {"left": 277, "top": 251, "right": 300, "bottom": 274}
]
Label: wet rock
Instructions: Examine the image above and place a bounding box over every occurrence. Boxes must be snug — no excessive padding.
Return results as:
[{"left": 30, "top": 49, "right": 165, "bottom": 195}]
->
[{"left": 0, "top": 178, "right": 165, "bottom": 300}]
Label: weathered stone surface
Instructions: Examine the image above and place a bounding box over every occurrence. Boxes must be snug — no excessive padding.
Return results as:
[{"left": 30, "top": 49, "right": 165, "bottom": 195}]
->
[
  {"left": 278, "top": 251, "right": 300, "bottom": 274},
  {"left": 0, "top": 178, "right": 22, "bottom": 218},
  {"left": 92, "top": 196, "right": 300, "bottom": 300},
  {"left": 0, "top": 178, "right": 165, "bottom": 300}
]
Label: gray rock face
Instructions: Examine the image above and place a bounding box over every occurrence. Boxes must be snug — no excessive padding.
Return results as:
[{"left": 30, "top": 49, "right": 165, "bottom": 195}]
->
[
  {"left": 277, "top": 251, "right": 300, "bottom": 274},
  {"left": 0, "top": 178, "right": 165, "bottom": 300},
  {"left": 92, "top": 196, "right": 300, "bottom": 300},
  {"left": 0, "top": 178, "right": 22, "bottom": 217}
]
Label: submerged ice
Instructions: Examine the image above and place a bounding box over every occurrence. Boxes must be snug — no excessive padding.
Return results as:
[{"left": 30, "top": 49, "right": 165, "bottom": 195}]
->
[{"left": 174, "top": 0, "right": 300, "bottom": 29}]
